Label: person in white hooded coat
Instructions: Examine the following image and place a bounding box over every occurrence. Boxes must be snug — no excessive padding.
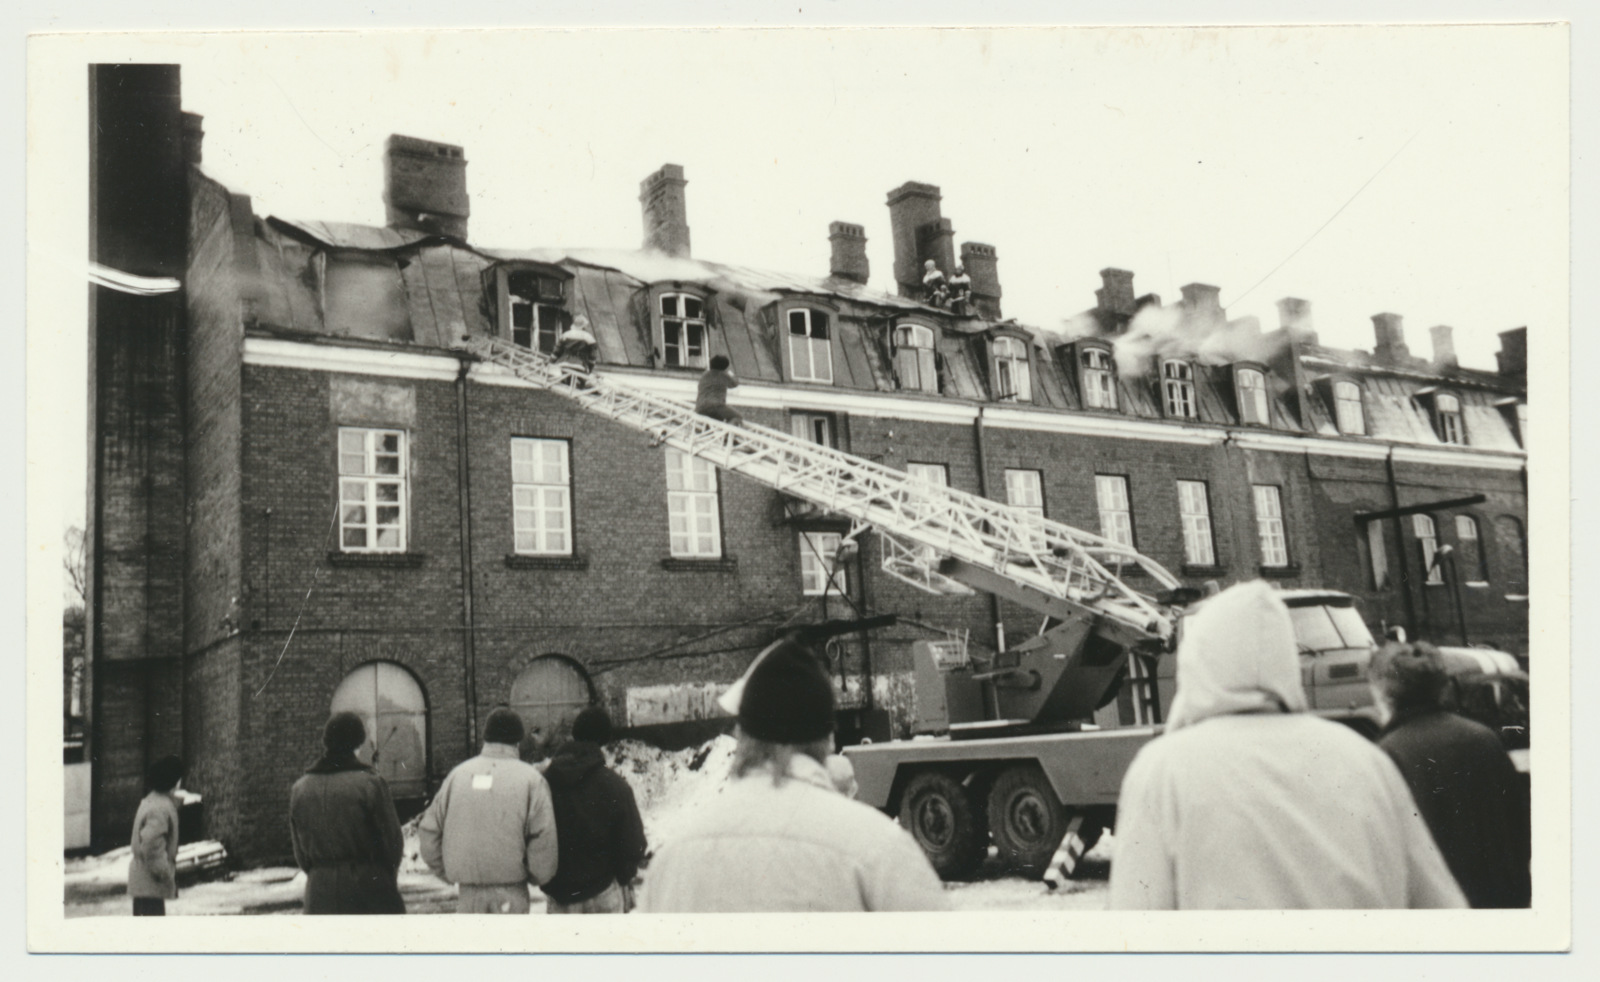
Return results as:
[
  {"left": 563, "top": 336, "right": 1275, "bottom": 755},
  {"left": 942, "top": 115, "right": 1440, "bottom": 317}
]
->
[{"left": 1109, "top": 580, "right": 1466, "bottom": 910}]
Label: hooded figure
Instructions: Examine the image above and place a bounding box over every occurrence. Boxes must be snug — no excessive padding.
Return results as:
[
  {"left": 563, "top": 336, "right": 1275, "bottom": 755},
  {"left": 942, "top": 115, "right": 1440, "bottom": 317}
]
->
[
  {"left": 288, "top": 712, "right": 407, "bottom": 914},
  {"left": 540, "top": 707, "right": 648, "bottom": 914},
  {"left": 1109, "top": 581, "right": 1466, "bottom": 909}
]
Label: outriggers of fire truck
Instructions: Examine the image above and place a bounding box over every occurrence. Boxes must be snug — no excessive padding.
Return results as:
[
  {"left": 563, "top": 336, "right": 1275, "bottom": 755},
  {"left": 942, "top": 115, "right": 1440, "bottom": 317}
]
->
[{"left": 459, "top": 334, "right": 1369, "bottom": 882}]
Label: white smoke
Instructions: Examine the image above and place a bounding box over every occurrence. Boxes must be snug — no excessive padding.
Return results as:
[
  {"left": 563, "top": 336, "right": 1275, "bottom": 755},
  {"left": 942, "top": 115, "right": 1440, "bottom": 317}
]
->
[{"left": 1111, "top": 303, "right": 1284, "bottom": 376}]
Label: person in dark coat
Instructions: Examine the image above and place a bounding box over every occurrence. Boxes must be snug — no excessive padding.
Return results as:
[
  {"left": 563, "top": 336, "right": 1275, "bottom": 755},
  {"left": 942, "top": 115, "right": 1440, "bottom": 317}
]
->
[
  {"left": 540, "top": 707, "right": 647, "bottom": 914},
  {"left": 1369, "top": 641, "right": 1531, "bottom": 908},
  {"left": 289, "top": 712, "right": 407, "bottom": 914}
]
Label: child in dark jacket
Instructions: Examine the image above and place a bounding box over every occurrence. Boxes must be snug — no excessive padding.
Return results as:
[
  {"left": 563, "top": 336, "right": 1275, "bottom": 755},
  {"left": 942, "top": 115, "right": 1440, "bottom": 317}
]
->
[{"left": 541, "top": 708, "right": 648, "bottom": 914}]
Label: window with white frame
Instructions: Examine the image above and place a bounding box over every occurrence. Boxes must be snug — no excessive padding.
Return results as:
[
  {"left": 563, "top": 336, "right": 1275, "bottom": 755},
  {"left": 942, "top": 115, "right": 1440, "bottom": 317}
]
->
[
  {"left": 1455, "top": 514, "right": 1488, "bottom": 584},
  {"left": 1413, "top": 513, "right": 1443, "bottom": 585},
  {"left": 790, "top": 412, "right": 836, "bottom": 448},
  {"left": 799, "top": 531, "right": 847, "bottom": 596},
  {"left": 665, "top": 449, "right": 721, "bottom": 558},
  {"left": 1177, "top": 480, "right": 1216, "bottom": 566},
  {"left": 894, "top": 323, "right": 938, "bottom": 394},
  {"left": 339, "top": 428, "right": 407, "bottom": 552},
  {"left": 1095, "top": 475, "right": 1134, "bottom": 549},
  {"left": 1081, "top": 347, "right": 1117, "bottom": 410},
  {"left": 659, "top": 293, "right": 708, "bottom": 369},
  {"left": 1237, "top": 368, "right": 1270, "bottom": 425},
  {"left": 906, "top": 462, "right": 949, "bottom": 490},
  {"left": 1334, "top": 381, "right": 1365, "bottom": 435},
  {"left": 1434, "top": 393, "right": 1465, "bottom": 445},
  {"left": 787, "top": 308, "right": 833, "bottom": 383},
  {"left": 993, "top": 337, "right": 1032, "bottom": 402},
  {"left": 510, "top": 438, "right": 572, "bottom": 555},
  {"left": 504, "top": 268, "right": 567, "bottom": 354},
  {"left": 1162, "top": 360, "right": 1196, "bottom": 418},
  {"left": 1004, "top": 468, "right": 1046, "bottom": 549},
  {"left": 1253, "top": 485, "right": 1289, "bottom": 567},
  {"left": 1366, "top": 521, "right": 1390, "bottom": 589}
]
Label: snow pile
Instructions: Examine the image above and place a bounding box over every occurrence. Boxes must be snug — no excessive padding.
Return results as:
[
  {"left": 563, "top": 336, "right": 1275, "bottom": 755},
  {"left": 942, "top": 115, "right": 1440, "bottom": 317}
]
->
[{"left": 605, "top": 735, "right": 737, "bottom": 851}]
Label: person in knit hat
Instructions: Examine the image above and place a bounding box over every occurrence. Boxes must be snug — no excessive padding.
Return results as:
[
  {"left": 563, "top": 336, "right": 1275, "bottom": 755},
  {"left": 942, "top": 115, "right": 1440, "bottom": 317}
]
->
[
  {"left": 1110, "top": 580, "right": 1466, "bottom": 909},
  {"left": 640, "top": 639, "right": 947, "bottom": 912},
  {"left": 417, "top": 707, "right": 560, "bottom": 914},
  {"left": 288, "top": 712, "right": 407, "bottom": 914},
  {"left": 540, "top": 706, "right": 648, "bottom": 914}
]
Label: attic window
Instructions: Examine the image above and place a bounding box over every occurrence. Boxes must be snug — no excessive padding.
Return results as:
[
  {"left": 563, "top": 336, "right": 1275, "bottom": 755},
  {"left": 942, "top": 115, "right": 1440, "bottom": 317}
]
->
[
  {"left": 787, "top": 307, "right": 833, "bottom": 384},
  {"left": 992, "top": 337, "right": 1032, "bottom": 402},
  {"left": 658, "top": 292, "right": 708, "bottom": 369},
  {"left": 1433, "top": 392, "right": 1466, "bottom": 445},
  {"left": 1236, "top": 367, "right": 1270, "bottom": 425},
  {"left": 1333, "top": 380, "right": 1366, "bottom": 435},
  {"left": 893, "top": 323, "right": 938, "bottom": 394},
  {"left": 1080, "top": 346, "right": 1117, "bottom": 410},
  {"left": 499, "top": 267, "right": 569, "bottom": 354},
  {"left": 1161, "top": 360, "right": 1196, "bottom": 419}
]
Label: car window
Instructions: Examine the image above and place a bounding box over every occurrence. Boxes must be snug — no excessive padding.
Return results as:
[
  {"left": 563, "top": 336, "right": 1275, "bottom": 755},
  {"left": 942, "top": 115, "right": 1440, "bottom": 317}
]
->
[
  {"left": 1288, "top": 606, "right": 1344, "bottom": 652},
  {"left": 1326, "top": 606, "right": 1375, "bottom": 648}
]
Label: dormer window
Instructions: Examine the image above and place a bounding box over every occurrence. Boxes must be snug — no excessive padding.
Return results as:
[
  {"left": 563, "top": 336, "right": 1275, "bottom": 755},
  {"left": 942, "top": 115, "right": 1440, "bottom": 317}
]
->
[
  {"left": 1433, "top": 392, "right": 1465, "bottom": 445},
  {"left": 786, "top": 307, "right": 833, "bottom": 384},
  {"left": 992, "top": 336, "right": 1031, "bottom": 402},
  {"left": 1236, "top": 367, "right": 1270, "bottom": 425},
  {"left": 1161, "top": 360, "right": 1196, "bottom": 419},
  {"left": 1080, "top": 346, "right": 1117, "bottom": 410},
  {"left": 657, "top": 292, "right": 708, "bottom": 369},
  {"left": 494, "top": 265, "right": 570, "bottom": 354},
  {"left": 893, "top": 323, "right": 938, "bottom": 394},
  {"left": 1333, "top": 380, "right": 1366, "bottom": 435}
]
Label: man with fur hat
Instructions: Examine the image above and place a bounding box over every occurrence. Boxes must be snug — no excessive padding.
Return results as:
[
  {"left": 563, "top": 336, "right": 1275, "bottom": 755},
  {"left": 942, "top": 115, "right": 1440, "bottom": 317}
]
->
[
  {"left": 418, "top": 707, "right": 560, "bottom": 914},
  {"left": 640, "top": 639, "right": 947, "bottom": 912},
  {"left": 541, "top": 706, "right": 648, "bottom": 914},
  {"left": 1109, "top": 580, "right": 1465, "bottom": 909},
  {"left": 288, "top": 712, "right": 407, "bottom": 914}
]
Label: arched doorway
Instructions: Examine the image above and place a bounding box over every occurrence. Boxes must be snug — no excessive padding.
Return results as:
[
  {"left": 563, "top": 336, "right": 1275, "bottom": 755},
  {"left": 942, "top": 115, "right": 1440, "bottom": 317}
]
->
[
  {"left": 330, "top": 661, "right": 429, "bottom": 800},
  {"left": 509, "top": 655, "right": 594, "bottom": 757}
]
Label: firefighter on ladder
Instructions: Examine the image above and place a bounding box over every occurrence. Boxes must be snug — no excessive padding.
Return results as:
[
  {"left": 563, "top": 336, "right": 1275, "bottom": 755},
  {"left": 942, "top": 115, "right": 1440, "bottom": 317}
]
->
[{"left": 553, "top": 315, "right": 599, "bottom": 386}]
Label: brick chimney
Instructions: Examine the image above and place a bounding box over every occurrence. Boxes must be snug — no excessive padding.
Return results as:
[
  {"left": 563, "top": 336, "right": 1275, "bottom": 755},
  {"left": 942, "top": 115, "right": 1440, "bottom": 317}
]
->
[
  {"left": 181, "top": 112, "right": 204, "bottom": 166},
  {"left": 1429, "top": 325, "right": 1458, "bottom": 371},
  {"left": 1371, "top": 312, "right": 1410, "bottom": 365},
  {"left": 639, "top": 164, "right": 691, "bottom": 257},
  {"left": 1180, "top": 283, "right": 1224, "bottom": 330},
  {"left": 1497, "top": 327, "right": 1527, "bottom": 380},
  {"left": 383, "top": 134, "right": 469, "bottom": 239},
  {"left": 887, "top": 181, "right": 955, "bottom": 298},
  {"left": 1096, "top": 268, "right": 1136, "bottom": 318},
  {"left": 960, "top": 242, "right": 1002, "bottom": 319},
  {"left": 1276, "top": 297, "right": 1316, "bottom": 344},
  {"left": 828, "top": 222, "right": 869, "bottom": 284}
]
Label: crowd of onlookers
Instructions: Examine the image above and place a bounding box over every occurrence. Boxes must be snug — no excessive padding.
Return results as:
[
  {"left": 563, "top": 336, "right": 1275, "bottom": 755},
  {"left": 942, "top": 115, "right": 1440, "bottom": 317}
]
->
[{"left": 125, "top": 580, "right": 1529, "bottom": 916}]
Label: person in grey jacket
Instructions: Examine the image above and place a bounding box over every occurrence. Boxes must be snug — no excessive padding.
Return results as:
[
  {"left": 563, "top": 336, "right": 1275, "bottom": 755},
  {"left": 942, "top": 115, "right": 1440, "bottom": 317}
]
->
[
  {"left": 417, "top": 708, "right": 559, "bottom": 913},
  {"left": 128, "top": 755, "right": 184, "bottom": 916}
]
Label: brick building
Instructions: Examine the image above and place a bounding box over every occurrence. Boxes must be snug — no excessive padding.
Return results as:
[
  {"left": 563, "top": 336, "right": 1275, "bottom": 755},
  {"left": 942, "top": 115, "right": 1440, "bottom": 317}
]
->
[{"left": 87, "top": 67, "right": 1529, "bottom": 861}]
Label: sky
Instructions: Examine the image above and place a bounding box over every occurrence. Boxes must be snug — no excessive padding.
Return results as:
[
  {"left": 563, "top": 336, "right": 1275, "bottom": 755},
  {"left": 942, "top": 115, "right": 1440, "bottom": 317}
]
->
[{"left": 38, "top": 25, "right": 1569, "bottom": 530}]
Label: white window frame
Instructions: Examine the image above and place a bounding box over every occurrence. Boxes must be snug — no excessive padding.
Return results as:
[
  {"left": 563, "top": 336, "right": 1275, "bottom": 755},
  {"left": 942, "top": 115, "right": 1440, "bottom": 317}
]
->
[
  {"left": 1004, "top": 468, "right": 1046, "bottom": 550},
  {"left": 659, "top": 292, "right": 708, "bottom": 369},
  {"left": 1237, "top": 367, "right": 1270, "bottom": 425},
  {"left": 1366, "top": 520, "right": 1390, "bottom": 589},
  {"left": 1177, "top": 480, "right": 1216, "bottom": 566},
  {"left": 1455, "top": 514, "right": 1489, "bottom": 586},
  {"left": 1253, "top": 484, "right": 1289, "bottom": 567},
  {"left": 800, "top": 531, "right": 847, "bottom": 596},
  {"left": 502, "top": 267, "right": 567, "bottom": 354},
  {"left": 894, "top": 323, "right": 938, "bottom": 394},
  {"left": 1162, "top": 360, "right": 1196, "bottom": 418},
  {"left": 1095, "top": 475, "right": 1134, "bottom": 549},
  {"left": 790, "top": 411, "right": 836, "bottom": 448},
  {"left": 665, "top": 449, "right": 722, "bottom": 558},
  {"left": 1414, "top": 513, "right": 1444, "bottom": 585},
  {"left": 1082, "top": 347, "right": 1117, "bottom": 410},
  {"left": 338, "top": 427, "right": 408, "bottom": 553},
  {"left": 1435, "top": 393, "right": 1465, "bottom": 445},
  {"left": 510, "top": 438, "right": 573, "bottom": 556},
  {"left": 993, "top": 336, "right": 1032, "bottom": 402},
  {"left": 787, "top": 307, "right": 833, "bottom": 384},
  {"left": 1334, "top": 380, "right": 1365, "bottom": 435}
]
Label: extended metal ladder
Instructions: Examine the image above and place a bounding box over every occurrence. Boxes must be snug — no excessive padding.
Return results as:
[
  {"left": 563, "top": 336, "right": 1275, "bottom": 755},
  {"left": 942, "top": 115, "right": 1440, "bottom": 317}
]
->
[{"left": 462, "top": 336, "right": 1180, "bottom": 640}]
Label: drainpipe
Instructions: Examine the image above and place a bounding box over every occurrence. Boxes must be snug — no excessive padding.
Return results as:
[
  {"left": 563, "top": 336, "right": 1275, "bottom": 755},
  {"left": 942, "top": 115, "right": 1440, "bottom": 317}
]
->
[
  {"left": 1384, "top": 446, "right": 1418, "bottom": 637},
  {"left": 454, "top": 358, "right": 479, "bottom": 751},
  {"left": 972, "top": 407, "right": 1004, "bottom": 719}
]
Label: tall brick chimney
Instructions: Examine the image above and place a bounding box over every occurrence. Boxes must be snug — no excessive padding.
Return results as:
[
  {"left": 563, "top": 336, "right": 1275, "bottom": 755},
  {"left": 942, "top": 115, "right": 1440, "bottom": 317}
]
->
[
  {"left": 383, "top": 134, "right": 469, "bottom": 239},
  {"left": 1497, "top": 327, "right": 1527, "bottom": 380},
  {"left": 828, "top": 222, "right": 869, "bottom": 284},
  {"left": 960, "top": 242, "right": 1002, "bottom": 319},
  {"left": 640, "top": 164, "right": 691, "bottom": 257},
  {"left": 1096, "top": 268, "right": 1136, "bottom": 318},
  {"left": 1429, "top": 325, "right": 1458, "bottom": 371},
  {"left": 1276, "top": 297, "right": 1316, "bottom": 344},
  {"left": 181, "top": 112, "right": 204, "bottom": 166},
  {"left": 887, "top": 181, "right": 955, "bottom": 298},
  {"left": 1371, "top": 312, "right": 1410, "bottom": 365},
  {"left": 1180, "top": 283, "right": 1224, "bottom": 330}
]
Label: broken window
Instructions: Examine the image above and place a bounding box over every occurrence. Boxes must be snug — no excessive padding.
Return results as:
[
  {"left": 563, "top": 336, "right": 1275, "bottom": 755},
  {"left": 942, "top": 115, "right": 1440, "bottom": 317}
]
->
[
  {"left": 1081, "top": 346, "right": 1117, "bottom": 410},
  {"left": 787, "top": 308, "right": 833, "bottom": 384},
  {"left": 799, "top": 531, "right": 847, "bottom": 596},
  {"left": 894, "top": 323, "right": 938, "bottom": 394},
  {"left": 665, "top": 449, "right": 721, "bottom": 558},
  {"left": 511, "top": 438, "right": 572, "bottom": 556},
  {"left": 1162, "top": 360, "right": 1196, "bottom": 419},
  {"left": 338, "top": 427, "right": 407, "bottom": 552},
  {"left": 1334, "top": 380, "right": 1366, "bottom": 435},
  {"left": 505, "top": 268, "right": 567, "bottom": 354},
  {"left": 1253, "top": 485, "right": 1288, "bottom": 567},
  {"left": 993, "top": 336, "right": 1032, "bottom": 402},
  {"left": 1095, "top": 475, "right": 1135, "bottom": 549},
  {"left": 659, "top": 293, "right": 708, "bottom": 369},
  {"left": 1237, "top": 367, "right": 1270, "bottom": 425},
  {"left": 1178, "top": 480, "right": 1216, "bottom": 566}
]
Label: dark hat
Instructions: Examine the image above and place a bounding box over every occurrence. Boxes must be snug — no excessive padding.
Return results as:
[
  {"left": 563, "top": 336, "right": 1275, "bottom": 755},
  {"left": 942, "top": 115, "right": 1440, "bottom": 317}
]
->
[
  {"left": 737, "top": 640, "right": 836, "bottom": 744},
  {"left": 323, "top": 712, "right": 368, "bottom": 753},
  {"left": 146, "top": 754, "right": 184, "bottom": 793},
  {"left": 484, "top": 707, "right": 526, "bottom": 746},
  {"left": 571, "top": 706, "right": 612, "bottom": 744}
]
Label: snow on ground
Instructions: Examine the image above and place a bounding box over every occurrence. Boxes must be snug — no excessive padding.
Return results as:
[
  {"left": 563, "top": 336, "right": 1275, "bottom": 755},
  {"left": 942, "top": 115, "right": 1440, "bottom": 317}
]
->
[{"left": 63, "top": 735, "right": 1110, "bottom": 915}]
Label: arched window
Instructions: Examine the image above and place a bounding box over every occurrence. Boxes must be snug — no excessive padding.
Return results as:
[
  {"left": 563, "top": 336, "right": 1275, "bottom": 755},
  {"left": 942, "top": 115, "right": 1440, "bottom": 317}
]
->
[
  {"left": 992, "top": 336, "right": 1031, "bottom": 402},
  {"left": 786, "top": 307, "right": 833, "bottom": 384},
  {"left": 1434, "top": 393, "right": 1465, "bottom": 444},
  {"left": 658, "top": 292, "right": 708, "bottom": 369},
  {"left": 893, "top": 323, "right": 938, "bottom": 394},
  {"left": 1454, "top": 515, "right": 1488, "bottom": 584},
  {"left": 330, "top": 662, "right": 429, "bottom": 799},
  {"left": 1236, "top": 367, "right": 1270, "bottom": 425},
  {"left": 1412, "top": 514, "right": 1444, "bottom": 585},
  {"left": 1162, "top": 360, "right": 1196, "bottom": 419},
  {"left": 510, "top": 656, "right": 595, "bottom": 754},
  {"left": 1081, "top": 346, "right": 1116, "bottom": 410},
  {"left": 1493, "top": 515, "right": 1527, "bottom": 594},
  {"left": 1334, "top": 381, "right": 1365, "bottom": 435}
]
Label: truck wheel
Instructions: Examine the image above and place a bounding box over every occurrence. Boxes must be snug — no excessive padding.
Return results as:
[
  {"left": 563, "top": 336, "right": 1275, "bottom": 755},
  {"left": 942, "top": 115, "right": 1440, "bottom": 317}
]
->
[
  {"left": 987, "top": 764, "right": 1067, "bottom": 879},
  {"left": 898, "top": 770, "right": 987, "bottom": 881}
]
